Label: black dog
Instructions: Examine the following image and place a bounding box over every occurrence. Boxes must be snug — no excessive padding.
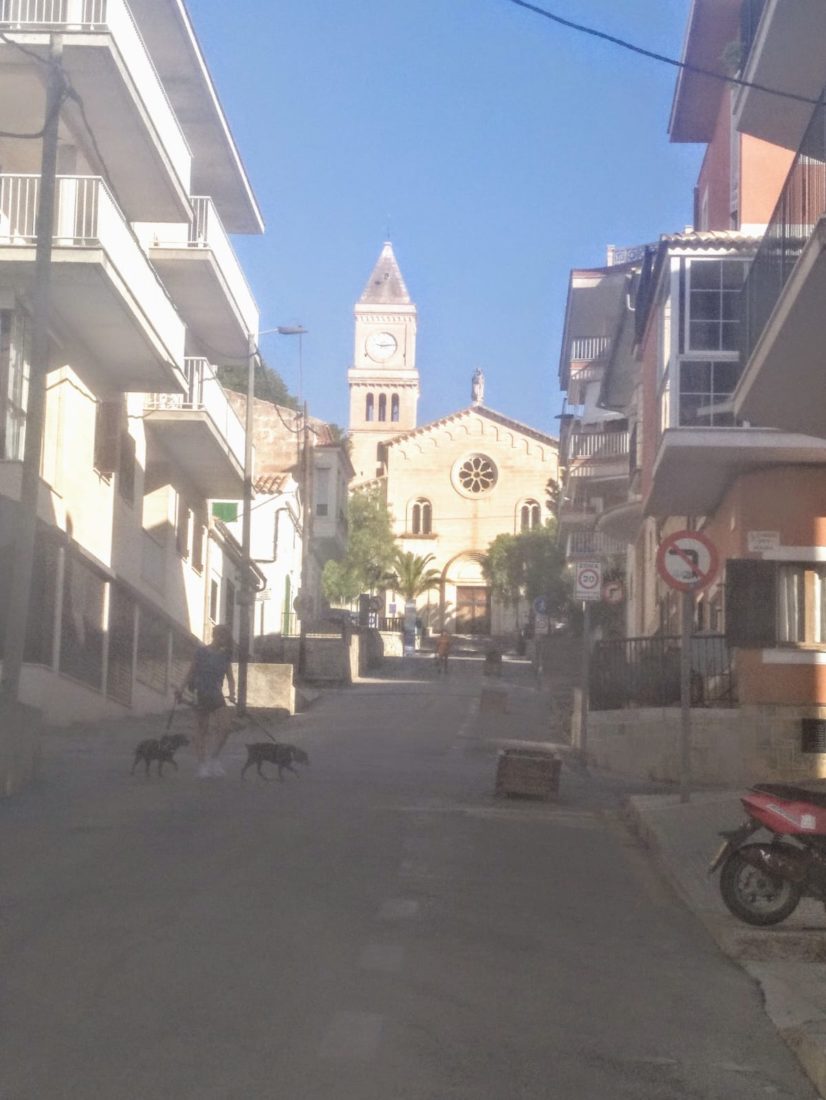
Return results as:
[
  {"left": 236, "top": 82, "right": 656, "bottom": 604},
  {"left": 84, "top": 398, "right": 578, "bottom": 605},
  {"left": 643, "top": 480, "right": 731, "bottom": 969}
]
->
[
  {"left": 241, "top": 742, "right": 310, "bottom": 781},
  {"left": 131, "top": 733, "right": 189, "bottom": 776}
]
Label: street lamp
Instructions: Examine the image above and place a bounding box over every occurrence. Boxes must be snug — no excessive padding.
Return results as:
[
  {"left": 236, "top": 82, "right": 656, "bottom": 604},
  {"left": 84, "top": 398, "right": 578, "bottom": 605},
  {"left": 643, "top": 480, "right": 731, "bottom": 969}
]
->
[{"left": 274, "top": 326, "right": 312, "bottom": 678}]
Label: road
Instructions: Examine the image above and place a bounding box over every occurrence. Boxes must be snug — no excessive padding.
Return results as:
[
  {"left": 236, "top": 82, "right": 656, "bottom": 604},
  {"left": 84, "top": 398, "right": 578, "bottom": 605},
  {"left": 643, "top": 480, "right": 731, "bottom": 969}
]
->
[{"left": 0, "top": 651, "right": 818, "bottom": 1099}]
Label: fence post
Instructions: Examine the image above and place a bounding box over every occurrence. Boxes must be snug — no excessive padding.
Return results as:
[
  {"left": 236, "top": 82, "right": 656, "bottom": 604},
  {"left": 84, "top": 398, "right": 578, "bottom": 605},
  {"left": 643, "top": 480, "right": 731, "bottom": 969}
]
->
[{"left": 680, "top": 590, "right": 693, "bottom": 804}]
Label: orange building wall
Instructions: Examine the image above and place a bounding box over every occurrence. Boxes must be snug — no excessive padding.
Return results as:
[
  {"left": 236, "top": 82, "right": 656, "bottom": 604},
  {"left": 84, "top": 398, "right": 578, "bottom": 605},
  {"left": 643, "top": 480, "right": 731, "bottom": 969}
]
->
[
  {"left": 695, "top": 92, "right": 732, "bottom": 230},
  {"left": 703, "top": 467, "right": 826, "bottom": 705},
  {"left": 740, "top": 135, "right": 795, "bottom": 226}
]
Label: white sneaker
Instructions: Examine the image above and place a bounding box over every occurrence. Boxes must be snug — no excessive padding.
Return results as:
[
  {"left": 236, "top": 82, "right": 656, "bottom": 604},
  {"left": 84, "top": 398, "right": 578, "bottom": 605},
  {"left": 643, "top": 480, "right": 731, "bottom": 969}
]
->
[
  {"left": 197, "top": 762, "right": 211, "bottom": 779},
  {"left": 209, "top": 758, "right": 226, "bottom": 777}
]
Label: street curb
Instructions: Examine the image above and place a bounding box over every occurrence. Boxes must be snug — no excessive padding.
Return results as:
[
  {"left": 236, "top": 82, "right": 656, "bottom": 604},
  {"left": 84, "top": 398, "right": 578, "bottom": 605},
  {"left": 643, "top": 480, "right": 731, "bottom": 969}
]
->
[{"left": 622, "top": 796, "right": 826, "bottom": 1098}]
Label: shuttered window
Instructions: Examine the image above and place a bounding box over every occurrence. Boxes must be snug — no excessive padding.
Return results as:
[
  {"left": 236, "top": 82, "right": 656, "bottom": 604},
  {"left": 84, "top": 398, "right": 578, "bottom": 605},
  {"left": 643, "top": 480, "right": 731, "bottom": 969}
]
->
[{"left": 725, "top": 559, "right": 777, "bottom": 648}]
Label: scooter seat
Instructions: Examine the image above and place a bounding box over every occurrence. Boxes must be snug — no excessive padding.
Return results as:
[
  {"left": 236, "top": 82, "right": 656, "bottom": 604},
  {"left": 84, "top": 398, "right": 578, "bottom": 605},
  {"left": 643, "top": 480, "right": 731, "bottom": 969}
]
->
[{"left": 753, "top": 782, "right": 826, "bottom": 809}]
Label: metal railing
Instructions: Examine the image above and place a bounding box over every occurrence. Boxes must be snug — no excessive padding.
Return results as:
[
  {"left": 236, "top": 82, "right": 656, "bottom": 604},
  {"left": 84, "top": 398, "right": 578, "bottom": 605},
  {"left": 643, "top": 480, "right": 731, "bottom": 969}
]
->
[
  {"left": 189, "top": 197, "right": 258, "bottom": 334},
  {"left": 145, "top": 358, "right": 245, "bottom": 467},
  {"left": 0, "top": 173, "right": 184, "bottom": 359},
  {"left": 590, "top": 634, "right": 736, "bottom": 711},
  {"left": 570, "top": 336, "right": 612, "bottom": 362},
  {"left": 379, "top": 616, "right": 404, "bottom": 632},
  {"left": 0, "top": 0, "right": 191, "bottom": 188},
  {"left": 568, "top": 430, "right": 630, "bottom": 461},
  {"left": 740, "top": 91, "right": 826, "bottom": 366},
  {"left": 566, "top": 531, "right": 626, "bottom": 558}
]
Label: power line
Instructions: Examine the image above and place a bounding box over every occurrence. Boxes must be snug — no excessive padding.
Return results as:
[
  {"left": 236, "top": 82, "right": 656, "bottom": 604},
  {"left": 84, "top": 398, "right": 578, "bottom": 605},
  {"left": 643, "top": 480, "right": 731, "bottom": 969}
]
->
[{"left": 501, "top": 0, "right": 823, "bottom": 108}]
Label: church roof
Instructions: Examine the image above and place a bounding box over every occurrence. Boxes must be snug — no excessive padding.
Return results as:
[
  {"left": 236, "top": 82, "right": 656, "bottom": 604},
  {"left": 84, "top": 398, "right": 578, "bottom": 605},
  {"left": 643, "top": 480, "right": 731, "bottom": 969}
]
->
[
  {"left": 359, "top": 241, "right": 411, "bottom": 305},
  {"left": 382, "top": 405, "right": 559, "bottom": 451}
]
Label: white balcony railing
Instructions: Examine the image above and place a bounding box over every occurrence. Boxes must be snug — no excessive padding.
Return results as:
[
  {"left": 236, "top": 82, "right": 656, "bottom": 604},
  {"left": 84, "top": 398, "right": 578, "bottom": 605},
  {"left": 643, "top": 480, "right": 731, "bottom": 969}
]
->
[
  {"left": 570, "top": 336, "right": 612, "bottom": 363},
  {"left": 188, "top": 197, "right": 259, "bottom": 335},
  {"left": 0, "top": 173, "right": 184, "bottom": 362},
  {"left": 566, "top": 531, "right": 627, "bottom": 559},
  {"left": 568, "top": 430, "right": 630, "bottom": 461},
  {"left": 145, "top": 358, "right": 246, "bottom": 469},
  {"left": 0, "top": 0, "right": 191, "bottom": 194}
]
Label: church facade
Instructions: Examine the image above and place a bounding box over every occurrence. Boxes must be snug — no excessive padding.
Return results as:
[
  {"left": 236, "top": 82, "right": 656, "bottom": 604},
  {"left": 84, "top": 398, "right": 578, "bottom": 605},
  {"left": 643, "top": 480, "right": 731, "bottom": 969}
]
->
[{"left": 349, "top": 243, "right": 559, "bottom": 636}]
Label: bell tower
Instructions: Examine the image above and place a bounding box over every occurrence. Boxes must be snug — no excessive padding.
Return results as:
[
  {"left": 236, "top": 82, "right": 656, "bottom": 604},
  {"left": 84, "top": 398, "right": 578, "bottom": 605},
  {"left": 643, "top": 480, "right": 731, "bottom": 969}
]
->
[{"left": 348, "top": 242, "right": 419, "bottom": 482}]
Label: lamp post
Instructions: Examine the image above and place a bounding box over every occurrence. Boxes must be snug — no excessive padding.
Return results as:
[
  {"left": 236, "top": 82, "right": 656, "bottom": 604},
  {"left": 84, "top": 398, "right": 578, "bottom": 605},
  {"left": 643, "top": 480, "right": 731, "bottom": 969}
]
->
[{"left": 274, "top": 327, "right": 311, "bottom": 678}]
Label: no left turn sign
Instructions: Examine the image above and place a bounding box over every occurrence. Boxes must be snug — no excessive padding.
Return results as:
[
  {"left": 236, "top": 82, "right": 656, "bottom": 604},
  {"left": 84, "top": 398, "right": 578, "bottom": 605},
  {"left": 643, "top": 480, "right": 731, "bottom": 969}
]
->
[{"left": 656, "top": 530, "right": 719, "bottom": 593}]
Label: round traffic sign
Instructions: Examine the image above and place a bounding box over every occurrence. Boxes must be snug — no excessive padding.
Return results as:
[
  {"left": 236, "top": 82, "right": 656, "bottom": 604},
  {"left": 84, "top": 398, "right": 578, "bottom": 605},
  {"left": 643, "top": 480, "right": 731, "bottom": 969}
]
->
[
  {"left": 602, "top": 580, "right": 624, "bottom": 604},
  {"left": 532, "top": 595, "right": 548, "bottom": 616},
  {"left": 656, "top": 530, "right": 719, "bottom": 593},
  {"left": 577, "top": 565, "right": 600, "bottom": 591}
]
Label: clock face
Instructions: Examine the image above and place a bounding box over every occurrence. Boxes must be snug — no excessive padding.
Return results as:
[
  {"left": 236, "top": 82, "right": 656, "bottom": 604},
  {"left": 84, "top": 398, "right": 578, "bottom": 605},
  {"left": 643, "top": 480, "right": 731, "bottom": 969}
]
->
[{"left": 366, "top": 331, "right": 398, "bottom": 362}]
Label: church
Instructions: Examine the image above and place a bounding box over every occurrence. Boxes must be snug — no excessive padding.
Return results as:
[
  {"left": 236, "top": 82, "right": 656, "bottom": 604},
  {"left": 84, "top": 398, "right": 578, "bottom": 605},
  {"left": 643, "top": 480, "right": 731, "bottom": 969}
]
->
[{"left": 348, "top": 243, "right": 559, "bottom": 636}]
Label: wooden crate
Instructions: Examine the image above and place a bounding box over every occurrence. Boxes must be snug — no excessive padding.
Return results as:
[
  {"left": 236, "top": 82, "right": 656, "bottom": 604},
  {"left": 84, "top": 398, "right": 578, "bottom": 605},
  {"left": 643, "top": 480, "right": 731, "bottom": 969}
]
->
[{"left": 495, "top": 748, "right": 561, "bottom": 800}]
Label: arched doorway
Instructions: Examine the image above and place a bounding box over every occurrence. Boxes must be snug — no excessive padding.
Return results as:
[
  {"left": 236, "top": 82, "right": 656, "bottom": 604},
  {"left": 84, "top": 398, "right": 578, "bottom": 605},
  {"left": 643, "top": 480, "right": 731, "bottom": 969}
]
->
[{"left": 442, "top": 553, "right": 491, "bottom": 635}]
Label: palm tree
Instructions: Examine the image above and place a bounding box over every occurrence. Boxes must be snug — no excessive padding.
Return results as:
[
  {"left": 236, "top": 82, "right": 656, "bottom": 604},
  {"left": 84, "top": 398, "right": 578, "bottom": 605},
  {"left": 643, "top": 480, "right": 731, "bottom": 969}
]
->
[{"left": 390, "top": 550, "right": 441, "bottom": 603}]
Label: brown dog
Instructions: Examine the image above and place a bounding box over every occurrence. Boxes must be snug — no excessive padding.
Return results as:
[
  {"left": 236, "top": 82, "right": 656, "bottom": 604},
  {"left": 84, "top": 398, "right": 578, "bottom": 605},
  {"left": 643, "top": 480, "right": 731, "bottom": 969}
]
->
[
  {"left": 241, "top": 742, "right": 309, "bottom": 781},
  {"left": 131, "top": 733, "right": 190, "bottom": 776}
]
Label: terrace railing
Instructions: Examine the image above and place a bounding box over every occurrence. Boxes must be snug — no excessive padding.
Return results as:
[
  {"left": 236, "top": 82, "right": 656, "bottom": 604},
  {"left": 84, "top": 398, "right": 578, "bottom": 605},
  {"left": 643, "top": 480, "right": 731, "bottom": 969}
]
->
[
  {"left": 145, "top": 358, "right": 245, "bottom": 467},
  {"left": 590, "top": 634, "right": 736, "bottom": 711}
]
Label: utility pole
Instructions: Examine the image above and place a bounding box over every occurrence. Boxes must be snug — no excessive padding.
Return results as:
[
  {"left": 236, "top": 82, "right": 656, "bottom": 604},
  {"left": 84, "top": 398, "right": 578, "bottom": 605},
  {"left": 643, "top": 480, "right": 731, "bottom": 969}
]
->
[
  {"left": 297, "top": 400, "right": 313, "bottom": 678},
  {"left": 236, "top": 335, "right": 258, "bottom": 713},
  {"left": 1, "top": 37, "right": 64, "bottom": 701}
]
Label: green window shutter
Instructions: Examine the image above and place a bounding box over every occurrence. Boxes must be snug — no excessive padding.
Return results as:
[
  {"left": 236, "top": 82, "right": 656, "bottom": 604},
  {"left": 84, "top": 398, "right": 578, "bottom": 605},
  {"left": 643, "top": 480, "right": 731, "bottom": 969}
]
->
[
  {"left": 725, "top": 558, "right": 777, "bottom": 648},
  {"left": 212, "top": 502, "right": 238, "bottom": 523}
]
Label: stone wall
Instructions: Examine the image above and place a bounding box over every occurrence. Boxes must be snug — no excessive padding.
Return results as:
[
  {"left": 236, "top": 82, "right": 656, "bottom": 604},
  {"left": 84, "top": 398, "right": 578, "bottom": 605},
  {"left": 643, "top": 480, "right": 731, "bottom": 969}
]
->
[
  {"left": 246, "top": 663, "right": 295, "bottom": 715},
  {"left": 583, "top": 705, "right": 826, "bottom": 785}
]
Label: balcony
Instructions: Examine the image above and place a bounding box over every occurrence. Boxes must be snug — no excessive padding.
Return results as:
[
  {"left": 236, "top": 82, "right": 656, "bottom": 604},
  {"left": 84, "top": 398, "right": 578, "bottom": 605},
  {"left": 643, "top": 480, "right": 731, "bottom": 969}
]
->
[
  {"left": 566, "top": 430, "right": 630, "bottom": 479},
  {"left": 565, "top": 530, "right": 627, "bottom": 560},
  {"left": 0, "top": 0, "right": 192, "bottom": 221},
  {"left": 148, "top": 197, "right": 259, "bottom": 358},
  {"left": 733, "top": 0, "right": 826, "bottom": 152},
  {"left": 734, "top": 99, "right": 826, "bottom": 435},
  {"left": 144, "top": 358, "right": 245, "bottom": 499},
  {"left": 646, "top": 426, "right": 826, "bottom": 516},
  {"left": 0, "top": 174, "right": 185, "bottom": 391}
]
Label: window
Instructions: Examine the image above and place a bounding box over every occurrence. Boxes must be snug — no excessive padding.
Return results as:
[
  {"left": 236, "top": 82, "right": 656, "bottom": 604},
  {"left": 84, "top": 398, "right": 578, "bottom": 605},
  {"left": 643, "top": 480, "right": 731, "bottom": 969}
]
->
[
  {"left": 106, "top": 585, "right": 135, "bottom": 705},
  {"left": 136, "top": 605, "right": 169, "bottom": 693},
  {"left": 391, "top": 394, "right": 400, "bottom": 422},
  {"left": 411, "top": 498, "right": 432, "bottom": 535},
  {"left": 0, "top": 309, "right": 30, "bottom": 461},
  {"left": 118, "top": 430, "right": 136, "bottom": 504},
  {"left": 454, "top": 454, "right": 497, "bottom": 495},
  {"left": 94, "top": 400, "right": 121, "bottom": 477},
  {"left": 191, "top": 509, "right": 206, "bottom": 573},
  {"left": 378, "top": 394, "right": 387, "bottom": 421},
  {"left": 176, "top": 493, "right": 190, "bottom": 558},
  {"left": 365, "top": 393, "right": 374, "bottom": 422},
  {"left": 519, "top": 500, "right": 541, "bottom": 531},
  {"left": 778, "top": 565, "right": 826, "bottom": 645},
  {"left": 315, "top": 467, "right": 330, "bottom": 517},
  {"left": 209, "top": 578, "right": 219, "bottom": 622},
  {"left": 684, "top": 259, "right": 746, "bottom": 353},
  {"left": 679, "top": 360, "right": 739, "bottom": 426},
  {"left": 59, "top": 552, "right": 105, "bottom": 689}
]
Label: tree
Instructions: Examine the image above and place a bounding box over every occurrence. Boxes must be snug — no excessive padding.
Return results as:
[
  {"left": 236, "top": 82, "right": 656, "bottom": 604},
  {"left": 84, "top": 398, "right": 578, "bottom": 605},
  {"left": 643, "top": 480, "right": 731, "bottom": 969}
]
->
[
  {"left": 482, "top": 522, "right": 569, "bottom": 626},
  {"left": 216, "top": 358, "right": 299, "bottom": 410},
  {"left": 390, "top": 551, "right": 441, "bottom": 603},
  {"left": 322, "top": 486, "right": 396, "bottom": 602}
]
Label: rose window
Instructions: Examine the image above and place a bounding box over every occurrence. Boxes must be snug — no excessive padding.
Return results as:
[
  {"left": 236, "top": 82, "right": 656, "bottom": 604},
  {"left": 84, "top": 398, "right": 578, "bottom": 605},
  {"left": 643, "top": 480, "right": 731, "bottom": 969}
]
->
[{"left": 457, "top": 454, "right": 497, "bottom": 494}]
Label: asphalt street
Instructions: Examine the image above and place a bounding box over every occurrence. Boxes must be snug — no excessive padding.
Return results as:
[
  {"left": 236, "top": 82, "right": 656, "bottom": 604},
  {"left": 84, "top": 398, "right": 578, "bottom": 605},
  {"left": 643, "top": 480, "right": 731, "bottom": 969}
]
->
[{"left": 0, "top": 652, "right": 819, "bottom": 1099}]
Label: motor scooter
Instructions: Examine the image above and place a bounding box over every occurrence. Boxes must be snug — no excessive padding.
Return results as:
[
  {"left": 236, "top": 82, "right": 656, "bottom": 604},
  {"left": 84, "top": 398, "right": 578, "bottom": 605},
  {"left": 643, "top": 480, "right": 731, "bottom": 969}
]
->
[{"left": 709, "top": 783, "right": 826, "bottom": 926}]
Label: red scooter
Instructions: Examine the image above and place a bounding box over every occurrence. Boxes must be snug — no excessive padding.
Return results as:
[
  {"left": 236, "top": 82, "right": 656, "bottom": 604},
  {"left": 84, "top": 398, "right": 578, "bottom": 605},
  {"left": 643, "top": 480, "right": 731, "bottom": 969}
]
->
[{"left": 709, "top": 783, "right": 826, "bottom": 926}]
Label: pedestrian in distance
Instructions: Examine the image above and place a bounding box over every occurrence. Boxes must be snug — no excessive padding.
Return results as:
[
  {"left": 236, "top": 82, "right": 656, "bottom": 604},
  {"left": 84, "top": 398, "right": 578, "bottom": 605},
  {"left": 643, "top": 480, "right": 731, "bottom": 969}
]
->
[
  {"left": 178, "top": 623, "right": 236, "bottom": 778},
  {"left": 436, "top": 630, "right": 452, "bottom": 675}
]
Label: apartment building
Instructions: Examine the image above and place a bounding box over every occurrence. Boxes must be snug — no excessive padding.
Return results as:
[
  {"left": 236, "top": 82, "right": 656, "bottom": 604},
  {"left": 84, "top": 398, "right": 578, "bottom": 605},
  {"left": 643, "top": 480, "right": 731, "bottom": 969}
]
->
[
  {"left": 0, "top": 1, "right": 262, "bottom": 723},
  {"left": 559, "top": 0, "right": 826, "bottom": 779}
]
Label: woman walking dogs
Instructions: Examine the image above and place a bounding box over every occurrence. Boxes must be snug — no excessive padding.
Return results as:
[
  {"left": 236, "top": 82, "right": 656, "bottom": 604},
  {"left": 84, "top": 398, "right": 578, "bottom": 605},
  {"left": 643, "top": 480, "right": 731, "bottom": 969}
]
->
[{"left": 178, "top": 624, "right": 236, "bottom": 778}]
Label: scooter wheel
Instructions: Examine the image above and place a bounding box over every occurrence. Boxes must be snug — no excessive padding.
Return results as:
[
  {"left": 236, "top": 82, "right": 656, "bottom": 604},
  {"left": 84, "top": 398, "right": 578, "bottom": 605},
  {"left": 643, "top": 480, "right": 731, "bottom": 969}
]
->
[{"left": 719, "top": 847, "right": 802, "bottom": 926}]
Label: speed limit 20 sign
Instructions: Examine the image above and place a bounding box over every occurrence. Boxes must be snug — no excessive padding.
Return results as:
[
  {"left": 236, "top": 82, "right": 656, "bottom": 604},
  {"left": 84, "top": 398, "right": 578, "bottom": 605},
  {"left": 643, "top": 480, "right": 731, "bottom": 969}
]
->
[
  {"left": 656, "top": 530, "right": 719, "bottom": 593},
  {"left": 574, "top": 560, "right": 602, "bottom": 602}
]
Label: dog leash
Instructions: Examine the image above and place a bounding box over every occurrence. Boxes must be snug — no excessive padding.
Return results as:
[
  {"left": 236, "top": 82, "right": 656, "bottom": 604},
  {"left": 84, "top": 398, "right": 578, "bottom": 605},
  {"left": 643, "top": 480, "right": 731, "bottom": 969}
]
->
[{"left": 237, "top": 703, "right": 279, "bottom": 745}]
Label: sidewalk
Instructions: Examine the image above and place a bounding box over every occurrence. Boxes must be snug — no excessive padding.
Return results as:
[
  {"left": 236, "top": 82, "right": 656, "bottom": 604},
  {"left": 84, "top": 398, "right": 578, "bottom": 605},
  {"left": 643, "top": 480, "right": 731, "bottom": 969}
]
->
[{"left": 625, "top": 789, "right": 826, "bottom": 1097}]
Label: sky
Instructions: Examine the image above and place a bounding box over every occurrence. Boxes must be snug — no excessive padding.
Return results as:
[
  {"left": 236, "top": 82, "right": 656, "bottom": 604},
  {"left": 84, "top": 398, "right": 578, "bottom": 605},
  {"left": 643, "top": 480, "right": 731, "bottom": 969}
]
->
[{"left": 186, "top": 0, "right": 704, "bottom": 437}]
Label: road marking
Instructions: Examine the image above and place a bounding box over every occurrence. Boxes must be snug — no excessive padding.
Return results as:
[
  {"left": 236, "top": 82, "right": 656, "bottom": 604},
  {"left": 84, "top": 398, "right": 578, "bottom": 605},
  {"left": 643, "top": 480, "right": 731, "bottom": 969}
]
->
[
  {"left": 378, "top": 898, "right": 420, "bottom": 920},
  {"left": 359, "top": 944, "right": 405, "bottom": 973},
  {"left": 318, "top": 1011, "right": 383, "bottom": 1061}
]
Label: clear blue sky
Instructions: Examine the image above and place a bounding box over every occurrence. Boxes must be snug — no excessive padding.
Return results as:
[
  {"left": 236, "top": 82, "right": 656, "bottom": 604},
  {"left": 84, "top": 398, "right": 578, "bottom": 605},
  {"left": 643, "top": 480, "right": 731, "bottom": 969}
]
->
[{"left": 186, "top": 0, "right": 703, "bottom": 436}]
